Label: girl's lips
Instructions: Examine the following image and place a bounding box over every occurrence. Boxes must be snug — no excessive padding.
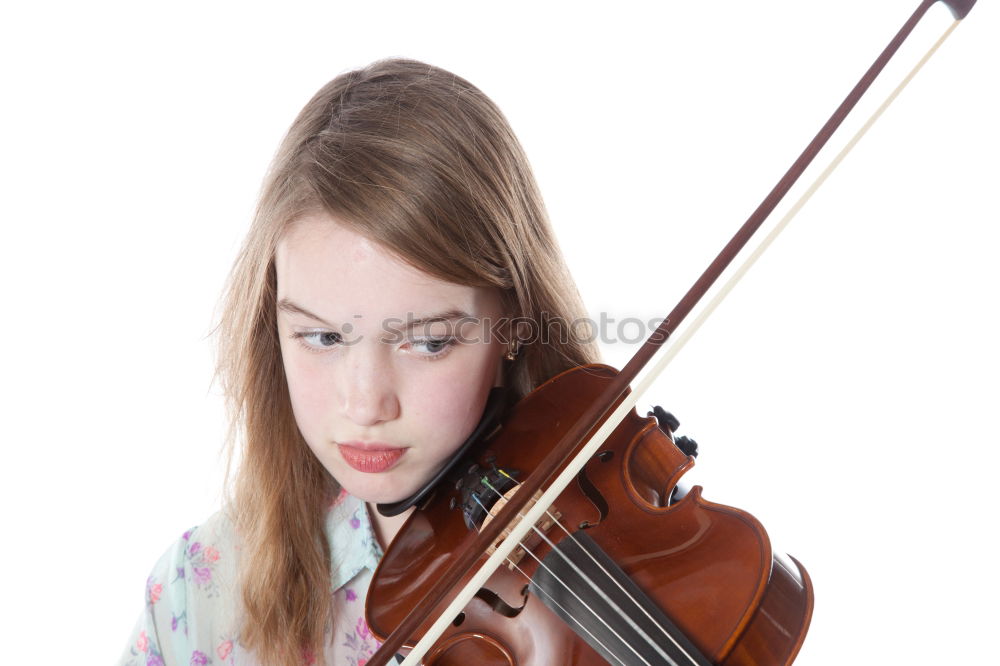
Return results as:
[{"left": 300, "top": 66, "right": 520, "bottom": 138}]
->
[{"left": 337, "top": 443, "right": 406, "bottom": 473}]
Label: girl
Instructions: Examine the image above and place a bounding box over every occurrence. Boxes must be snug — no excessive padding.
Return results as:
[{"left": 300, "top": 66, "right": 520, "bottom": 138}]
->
[{"left": 119, "top": 58, "right": 599, "bottom": 666}]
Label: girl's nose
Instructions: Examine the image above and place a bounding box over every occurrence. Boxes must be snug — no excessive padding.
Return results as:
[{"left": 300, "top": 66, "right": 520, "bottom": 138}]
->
[{"left": 339, "top": 348, "right": 401, "bottom": 427}]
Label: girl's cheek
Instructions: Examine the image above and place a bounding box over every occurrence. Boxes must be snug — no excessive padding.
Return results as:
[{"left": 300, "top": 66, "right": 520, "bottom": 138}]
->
[
  {"left": 417, "top": 353, "right": 496, "bottom": 431},
  {"left": 301, "top": 368, "right": 336, "bottom": 415},
  {"left": 281, "top": 352, "right": 331, "bottom": 429}
]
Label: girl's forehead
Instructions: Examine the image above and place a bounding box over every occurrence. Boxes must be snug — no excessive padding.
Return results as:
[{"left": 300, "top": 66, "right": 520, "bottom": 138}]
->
[{"left": 275, "top": 214, "right": 498, "bottom": 324}]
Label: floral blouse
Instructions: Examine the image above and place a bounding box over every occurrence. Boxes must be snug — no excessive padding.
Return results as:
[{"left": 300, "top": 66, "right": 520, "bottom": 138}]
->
[{"left": 119, "top": 490, "right": 386, "bottom": 666}]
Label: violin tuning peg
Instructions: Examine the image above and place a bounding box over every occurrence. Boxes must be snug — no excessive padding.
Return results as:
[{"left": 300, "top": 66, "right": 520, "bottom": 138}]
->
[
  {"left": 675, "top": 435, "right": 699, "bottom": 458},
  {"left": 649, "top": 405, "right": 680, "bottom": 432}
]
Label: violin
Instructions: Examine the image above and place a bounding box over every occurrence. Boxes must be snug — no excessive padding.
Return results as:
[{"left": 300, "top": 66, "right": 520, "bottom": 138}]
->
[
  {"left": 365, "top": 1, "right": 977, "bottom": 663},
  {"left": 371, "top": 368, "right": 812, "bottom": 665}
]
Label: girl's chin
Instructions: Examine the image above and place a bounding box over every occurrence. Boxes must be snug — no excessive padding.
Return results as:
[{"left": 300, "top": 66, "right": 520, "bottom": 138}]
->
[
  {"left": 328, "top": 456, "right": 444, "bottom": 505},
  {"left": 335, "top": 472, "right": 424, "bottom": 506}
]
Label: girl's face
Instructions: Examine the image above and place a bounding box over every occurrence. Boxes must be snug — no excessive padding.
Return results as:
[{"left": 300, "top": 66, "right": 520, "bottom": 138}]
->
[{"left": 275, "top": 213, "right": 507, "bottom": 503}]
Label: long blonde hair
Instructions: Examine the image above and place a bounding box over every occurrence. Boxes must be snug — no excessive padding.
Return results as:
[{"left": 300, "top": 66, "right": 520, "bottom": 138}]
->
[{"left": 215, "top": 57, "right": 599, "bottom": 665}]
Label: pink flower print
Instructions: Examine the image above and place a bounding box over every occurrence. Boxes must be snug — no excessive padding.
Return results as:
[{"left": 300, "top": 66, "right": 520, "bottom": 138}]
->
[
  {"left": 204, "top": 546, "right": 220, "bottom": 563},
  {"left": 216, "top": 639, "right": 233, "bottom": 660},
  {"left": 358, "top": 660, "right": 367, "bottom": 666},
  {"left": 301, "top": 647, "right": 317, "bottom": 665},
  {"left": 189, "top": 542, "right": 202, "bottom": 556},
  {"left": 136, "top": 630, "right": 149, "bottom": 653},
  {"left": 349, "top": 516, "right": 361, "bottom": 529},
  {"left": 182, "top": 529, "right": 192, "bottom": 541},
  {"left": 147, "top": 657, "right": 164, "bottom": 666},
  {"left": 193, "top": 566, "right": 212, "bottom": 585},
  {"left": 190, "top": 650, "right": 208, "bottom": 665},
  {"left": 345, "top": 588, "right": 357, "bottom": 602},
  {"left": 149, "top": 583, "right": 163, "bottom": 604},
  {"left": 355, "top": 616, "right": 372, "bottom": 640}
]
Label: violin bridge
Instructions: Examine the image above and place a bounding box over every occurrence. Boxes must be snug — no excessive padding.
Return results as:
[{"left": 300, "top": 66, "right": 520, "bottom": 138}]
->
[{"left": 484, "top": 489, "right": 562, "bottom": 570}]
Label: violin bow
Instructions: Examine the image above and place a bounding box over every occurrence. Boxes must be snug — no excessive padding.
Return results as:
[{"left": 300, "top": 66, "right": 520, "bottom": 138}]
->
[{"left": 371, "top": 1, "right": 977, "bottom": 663}]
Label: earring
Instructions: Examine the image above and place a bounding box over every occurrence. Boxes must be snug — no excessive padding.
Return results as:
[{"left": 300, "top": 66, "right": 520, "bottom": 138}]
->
[{"left": 505, "top": 340, "right": 520, "bottom": 361}]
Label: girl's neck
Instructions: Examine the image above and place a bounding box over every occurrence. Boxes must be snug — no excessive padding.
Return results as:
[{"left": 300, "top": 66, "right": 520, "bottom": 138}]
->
[{"left": 367, "top": 502, "right": 415, "bottom": 551}]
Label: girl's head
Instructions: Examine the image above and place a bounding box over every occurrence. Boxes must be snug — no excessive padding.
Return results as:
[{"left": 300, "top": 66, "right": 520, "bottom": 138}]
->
[
  {"left": 220, "top": 57, "right": 596, "bottom": 504},
  {"left": 216, "top": 56, "right": 598, "bottom": 664}
]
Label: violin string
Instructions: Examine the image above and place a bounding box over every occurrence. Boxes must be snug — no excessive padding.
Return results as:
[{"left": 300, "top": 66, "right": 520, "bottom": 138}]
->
[
  {"left": 477, "top": 481, "right": 693, "bottom": 666},
  {"left": 503, "top": 557, "right": 631, "bottom": 666},
  {"left": 471, "top": 493, "right": 655, "bottom": 666},
  {"left": 514, "top": 541, "right": 660, "bottom": 666},
  {"left": 495, "top": 469, "right": 693, "bottom": 656},
  {"left": 486, "top": 474, "right": 700, "bottom": 665}
]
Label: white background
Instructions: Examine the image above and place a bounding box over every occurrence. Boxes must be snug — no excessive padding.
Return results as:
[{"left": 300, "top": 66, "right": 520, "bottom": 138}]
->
[{"left": 2, "top": 1, "right": 997, "bottom": 663}]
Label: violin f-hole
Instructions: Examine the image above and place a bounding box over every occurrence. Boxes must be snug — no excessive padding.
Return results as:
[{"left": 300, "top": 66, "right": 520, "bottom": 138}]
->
[
  {"left": 471, "top": 585, "right": 530, "bottom": 619},
  {"left": 576, "top": 451, "right": 612, "bottom": 529}
]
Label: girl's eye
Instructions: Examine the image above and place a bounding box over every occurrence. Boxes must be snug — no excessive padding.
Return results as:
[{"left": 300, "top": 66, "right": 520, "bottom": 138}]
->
[
  {"left": 291, "top": 330, "right": 343, "bottom": 351},
  {"left": 410, "top": 337, "right": 456, "bottom": 357}
]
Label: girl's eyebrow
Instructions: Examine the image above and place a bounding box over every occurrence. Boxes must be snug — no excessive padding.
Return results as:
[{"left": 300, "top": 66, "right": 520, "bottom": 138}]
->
[
  {"left": 277, "top": 298, "right": 474, "bottom": 330},
  {"left": 392, "top": 309, "right": 476, "bottom": 330},
  {"left": 277, "top": 298, "right": 337, "bottom": 328}
]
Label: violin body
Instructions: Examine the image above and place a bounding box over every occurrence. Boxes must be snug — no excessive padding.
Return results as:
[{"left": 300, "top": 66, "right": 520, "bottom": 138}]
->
[{"left": 367, "top": 364, "right": 813, "bottom": 664}]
